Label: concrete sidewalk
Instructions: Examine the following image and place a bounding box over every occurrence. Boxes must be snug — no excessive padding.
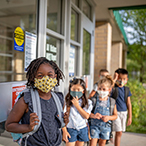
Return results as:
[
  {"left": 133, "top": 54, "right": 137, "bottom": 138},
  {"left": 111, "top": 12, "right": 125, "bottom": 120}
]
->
[
  {"left": 0, "top": 131, "right": 146, "bottom": 146},
  {"left": 107, "top": 132, "right": 146, "bottom": 146}
]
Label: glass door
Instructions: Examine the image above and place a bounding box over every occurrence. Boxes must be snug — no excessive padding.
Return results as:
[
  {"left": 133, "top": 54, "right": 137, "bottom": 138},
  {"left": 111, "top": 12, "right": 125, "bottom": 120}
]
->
[{"left": 81, "top": 1, "right": 95, "bottom": 92}]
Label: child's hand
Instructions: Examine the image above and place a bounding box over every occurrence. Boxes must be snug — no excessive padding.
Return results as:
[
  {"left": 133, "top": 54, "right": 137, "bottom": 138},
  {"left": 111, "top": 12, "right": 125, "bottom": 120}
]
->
[
  {"left": 101, "top": 115, "right": 109, "bottom": 122},
  {"left": 71, "top": 97, "right": 79, "bottom": 107},
  {"left": 64, "top": 112, "right": 69, "bottom": 126},
  {"left": 127, "top": 117, "right": 132, "bottom": 126},
  {"left": 29, "top": 113, "right": 39, "bottom": 131},
  {"left": 113, "top": 72, "right": 119, "bottom": 83},
  {"left": 62, "top": 127, "right": 71, "bottom": 143},
  {"left": 94, "top": 113, "right": 102, "bottom": 119}
]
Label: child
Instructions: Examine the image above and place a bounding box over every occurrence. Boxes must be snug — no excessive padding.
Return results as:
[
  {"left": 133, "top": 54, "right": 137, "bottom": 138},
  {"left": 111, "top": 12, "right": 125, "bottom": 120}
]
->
[
  {"left": 89, "top": 69, "right": 109, "bottom": 99},
  {"left": 89, "top": 75, "right": 117, "bottom": 146},
  {"left": 64, "top": 78, "right": 93, "bottom": 146},
  {"left": 5, "top": 57, "right": 70, "bottom": 146},
  {"left": 113, "top": 68, "right": 132, "bottom": 146}
]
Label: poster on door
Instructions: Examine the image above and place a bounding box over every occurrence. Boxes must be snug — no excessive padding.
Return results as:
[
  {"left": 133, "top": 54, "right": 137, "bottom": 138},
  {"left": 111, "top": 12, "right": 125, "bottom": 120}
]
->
[
  {"left": 69, "top": 45, "right": 75, "bottom": 76},
  {"left": 24, "top": 31, "right": 37, "bottom": 71},
  {"left": 12, "top": 84, "right": 26, "bottom": 107},
  {"left": 14, "top": 27, "right": 24, "bottom": 52}
]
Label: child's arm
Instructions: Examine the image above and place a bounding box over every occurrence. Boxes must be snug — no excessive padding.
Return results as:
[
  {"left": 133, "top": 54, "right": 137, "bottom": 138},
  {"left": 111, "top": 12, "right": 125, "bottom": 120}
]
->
[
  {"left": 71, "top": 97, "right": 90, "bottom": 119},
  {"left": 127, "top": 96, "right": 132, "bottom": 126},
  {"left": 102, "top": 105, "right": 117, "bottom": 122},
  {"left": 62, "top": 126, "right": 71, "bottom": 142},
  {"left": 90, "top": 113, "right": 102, "bottom": 119},
  {"left": 88, "top": 90, "right": 96, "bottom": 99},
  {"left": 5, "top": 96, "right": 39, "bottom": 133}
]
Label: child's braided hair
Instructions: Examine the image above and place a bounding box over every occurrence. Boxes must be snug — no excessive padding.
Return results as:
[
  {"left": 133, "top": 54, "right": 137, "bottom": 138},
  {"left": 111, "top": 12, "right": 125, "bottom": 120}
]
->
[{"left": 26, "top": 57, "right": 65, "bottom": 87}]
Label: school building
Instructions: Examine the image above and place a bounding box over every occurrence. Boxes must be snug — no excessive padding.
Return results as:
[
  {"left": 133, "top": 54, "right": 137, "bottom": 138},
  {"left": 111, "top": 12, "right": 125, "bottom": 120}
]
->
[{"left": 0, "top": 0, "right": 146, "bottom": 126}]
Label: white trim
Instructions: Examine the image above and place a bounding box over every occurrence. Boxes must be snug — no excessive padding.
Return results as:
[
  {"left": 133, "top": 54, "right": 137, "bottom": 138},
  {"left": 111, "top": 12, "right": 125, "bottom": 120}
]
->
[
  {"left": 106, "top": 23, "right": 112, "bottom": 72},
  {"left": 37, "top": 0, "right": 47, "bottom": 57},
  {"left": 70, "top": 40, "right": 81, "bottom": 47},
  {"left": 46, "top": 29, "right": 65, "bottom": 40},
  {"left": 0, "top": 35, "right": 13, "bottom": 41},
  {"left": 0, "top": 53, "right": 13, "bottom": 57},
  {"left": 71, "top": 2, "right": 82, "bottom": 14},
  {"left": 0, "top": 71, "right": 13, "bottom": 74}
]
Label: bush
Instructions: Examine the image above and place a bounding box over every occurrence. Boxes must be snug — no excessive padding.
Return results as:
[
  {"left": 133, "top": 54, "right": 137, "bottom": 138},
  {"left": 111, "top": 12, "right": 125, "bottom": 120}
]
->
[{"left": 126, "top": 80, "right": 146, "bottom": 133}]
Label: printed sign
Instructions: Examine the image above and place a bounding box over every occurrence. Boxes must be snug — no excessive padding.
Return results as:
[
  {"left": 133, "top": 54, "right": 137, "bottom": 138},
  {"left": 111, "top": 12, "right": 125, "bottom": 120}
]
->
[
  {"left": 46, "top": 44, "right": 57, "bottom": 62},
  {"left": 14, "top": 27, "right": 24, "bottom": 52},
  {"left": 12, "top": 84, "right": 26, "bottom": 107},
  {"left": 69, "top": 45, "right": 75, "bottom": 76},
  {"left": 25, "top": 31, "right": 37, "bottom": 71}
]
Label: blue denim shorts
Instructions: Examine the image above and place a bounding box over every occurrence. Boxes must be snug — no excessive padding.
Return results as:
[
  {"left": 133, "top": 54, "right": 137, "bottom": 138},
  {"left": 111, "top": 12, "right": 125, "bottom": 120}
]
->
[
  {"left": 90, "top": 123, "right": 111, "bottom": 140},
  {"left": 67, "top": 127, "right": 89, "bottom": 142}
]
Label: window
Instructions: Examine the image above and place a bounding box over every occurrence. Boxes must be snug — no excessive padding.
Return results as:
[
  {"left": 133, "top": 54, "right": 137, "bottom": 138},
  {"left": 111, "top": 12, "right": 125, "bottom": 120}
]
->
[
  {"left": 71, "top": 0, "right": 79, "bottom": 7},
  {"left": 82, "top": 29, "right": 91, "bottom": 75},
  {"left": 0, "top": 0, "right": 37, "bottom": 82},
  {"left": 47, "top": 0, "right": 62, "bottom": 34},
  {"left": 70, "top": 9, "right": 79, "bottom": 42},
  {"left": 82, "top": 0, "right": 91, "bottom": 20},
  {"left": 46, "top": 35, "right": 61, "bottom": 66},
  {"left": 69, "top": 45, "right": 78, "bottom": 77}
]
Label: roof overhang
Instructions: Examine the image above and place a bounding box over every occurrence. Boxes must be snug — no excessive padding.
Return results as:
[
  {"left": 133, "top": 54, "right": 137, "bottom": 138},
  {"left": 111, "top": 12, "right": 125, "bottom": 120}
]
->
[{"left": 94, "top": 0, "right": 146, "bottom": 44}]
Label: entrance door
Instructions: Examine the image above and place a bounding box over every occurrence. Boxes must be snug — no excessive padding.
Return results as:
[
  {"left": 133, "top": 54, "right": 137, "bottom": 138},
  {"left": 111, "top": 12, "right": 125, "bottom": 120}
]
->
[{"left": 82, "top": 6, "right": 95, "bottom": 92}]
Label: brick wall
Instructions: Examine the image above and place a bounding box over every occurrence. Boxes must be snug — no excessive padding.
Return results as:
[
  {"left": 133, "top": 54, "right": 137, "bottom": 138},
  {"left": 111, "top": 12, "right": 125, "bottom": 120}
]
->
[
  {"left": 94, "top": 21, "right": 112, "bottom": 83},
  {"left": 110, "top": 41, "right": 123, "bottom": 76}
]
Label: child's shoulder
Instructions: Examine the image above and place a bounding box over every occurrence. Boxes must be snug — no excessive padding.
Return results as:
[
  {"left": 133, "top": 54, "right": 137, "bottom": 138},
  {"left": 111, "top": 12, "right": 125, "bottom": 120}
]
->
[
  {"left": 88, "top": 98, "right": 92, "bottom": 104},
  {"left": 19, "top": 88, "right": 31, "bottom": 104},
  {"left": 53, "top": 91, "right": 64, "bottom": 106}
]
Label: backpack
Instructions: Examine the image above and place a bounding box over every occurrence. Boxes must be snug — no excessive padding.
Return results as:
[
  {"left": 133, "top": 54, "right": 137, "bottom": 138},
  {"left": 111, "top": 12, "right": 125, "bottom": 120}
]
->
[
  {"left": 90, "top": 85, "right": 130, "bottom": 114},
  {"left": 90, "top": 92, "right": 116, "bottom": 116},
  {"left": 93, "top": 82, "right": 130, "bottom": 103},
  {"left": 11, "top": 88, "right": 65, "bottom": 146}
]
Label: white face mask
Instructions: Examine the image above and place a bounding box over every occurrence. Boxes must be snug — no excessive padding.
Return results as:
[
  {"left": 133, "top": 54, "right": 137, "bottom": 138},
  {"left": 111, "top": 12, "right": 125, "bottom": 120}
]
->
[{"left": 97, "top": 90, "right": 109, "bottom": 98}]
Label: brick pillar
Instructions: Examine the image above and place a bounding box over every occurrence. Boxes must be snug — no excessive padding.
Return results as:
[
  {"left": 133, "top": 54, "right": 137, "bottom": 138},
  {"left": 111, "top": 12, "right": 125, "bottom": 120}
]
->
[
  {"left": 94, "top": 21, "right": 112, "bottom": 83},
  {"left": 110, "top": 41, "right": 123, "bottom": 76},
  {"left": 122, "top": 43, "right": 127, "bottom": 69}
]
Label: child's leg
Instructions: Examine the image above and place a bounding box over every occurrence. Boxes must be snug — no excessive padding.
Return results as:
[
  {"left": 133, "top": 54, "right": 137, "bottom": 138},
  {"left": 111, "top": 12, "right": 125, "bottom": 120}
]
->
[
  {"left": 98, "top": 139, "right": 106, "bottom": 146},
  {"left": 66, "top": 142, "right": 76, "bottom": 146},
  {"left": 115, "top": 131, "right": 122, "bottom": 146},
  {"left": 75, "top": 141, "right": 84, "bottom": 146},
  {"left": 89, "top": 138, "right": 98, "bottom": 146}
]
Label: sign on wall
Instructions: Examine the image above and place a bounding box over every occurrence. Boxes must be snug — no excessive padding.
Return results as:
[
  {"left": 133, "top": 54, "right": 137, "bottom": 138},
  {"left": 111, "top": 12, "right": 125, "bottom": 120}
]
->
[
  {"left": 14, "top": 27, "right": 24, "bottom": 52},
  {"left": 24, "top": 31, "right": 37, "bottom": 71},
  {"left": 12, "top": 84, "right": 26, "bottom": 107},
  {"left": 46, "top": 44, "right": 57, "bottom": 62},
  {"left": 69, "top": 45, "right": 75, "bottom": 76}
]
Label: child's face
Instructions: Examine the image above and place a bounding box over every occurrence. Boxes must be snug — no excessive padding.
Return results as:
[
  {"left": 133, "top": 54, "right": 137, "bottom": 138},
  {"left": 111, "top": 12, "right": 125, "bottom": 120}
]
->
[
  {"left": 35, "top": 63, "right": 56, "bottom": 79},
  {"left": 98, "top": 83, "right": 111, "bottom": 92},
  {"left": 99, "top": 72, "right": 109, "bottom": 79},
  {"left": 34, "top": 63, "right": 57, "bottom": 93},
  {"left": 97, "top": 83, "right": 111, "bottom": 99},
  {"left": 70, "top": 84, "right": 84, "bottom": 92},
  {"left": 70, "top": 84, "right": 84, "bottom": 99},
  {"left": 116, "top": 73, "right": 128, "bottom": 87}
]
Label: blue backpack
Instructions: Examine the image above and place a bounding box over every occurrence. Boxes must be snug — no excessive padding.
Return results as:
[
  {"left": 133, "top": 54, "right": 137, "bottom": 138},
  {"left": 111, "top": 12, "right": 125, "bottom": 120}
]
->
[{"left": 11, "top": 88, "right": 65, "bottom": 146}]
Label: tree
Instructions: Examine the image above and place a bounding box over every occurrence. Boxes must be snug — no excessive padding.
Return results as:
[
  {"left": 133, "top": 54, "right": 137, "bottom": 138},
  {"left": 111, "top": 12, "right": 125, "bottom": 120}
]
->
[{"left": 120, "top": 9, "right": 146, "bottom": 82}]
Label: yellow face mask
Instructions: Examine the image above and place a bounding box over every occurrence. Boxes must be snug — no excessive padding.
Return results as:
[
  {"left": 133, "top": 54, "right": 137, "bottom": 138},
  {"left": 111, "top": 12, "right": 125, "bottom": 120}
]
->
[{"left": 34, "top": 76, "right": 57, "bottom": 93}]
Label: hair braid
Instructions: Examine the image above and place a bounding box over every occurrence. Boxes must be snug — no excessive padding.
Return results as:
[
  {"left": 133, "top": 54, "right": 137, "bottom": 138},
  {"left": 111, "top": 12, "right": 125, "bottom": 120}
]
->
[{"left": 26, "top": 57, "right": 65, "bottom": 87}]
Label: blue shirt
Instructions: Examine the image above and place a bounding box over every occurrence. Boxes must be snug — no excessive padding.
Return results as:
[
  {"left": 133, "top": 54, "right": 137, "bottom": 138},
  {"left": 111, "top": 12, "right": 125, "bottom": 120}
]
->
[
  {"left": 116, "top": 86, "right": 132, "bottom": 112},
  {"left": 64, "top": 99, "right": 93, "bottom": 130}
]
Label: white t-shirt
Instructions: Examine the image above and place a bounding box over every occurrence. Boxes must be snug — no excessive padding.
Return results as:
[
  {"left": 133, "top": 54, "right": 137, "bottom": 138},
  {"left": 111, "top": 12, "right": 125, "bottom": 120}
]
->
[{"left": 64, "top": 99, "right": 93, "bottom": 130}]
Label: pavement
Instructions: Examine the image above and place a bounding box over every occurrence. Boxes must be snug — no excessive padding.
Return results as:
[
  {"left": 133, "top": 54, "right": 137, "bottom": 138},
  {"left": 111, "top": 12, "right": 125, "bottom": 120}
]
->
[{"left": 0, "top": 131, "right": 146, "bottom": 146}]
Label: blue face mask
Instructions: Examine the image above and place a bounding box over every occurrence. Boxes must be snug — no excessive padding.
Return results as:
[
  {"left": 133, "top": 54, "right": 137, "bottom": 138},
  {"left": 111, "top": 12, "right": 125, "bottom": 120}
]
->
[{"left": 70, "top": 91, "right": 83, "bottom": 99}]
